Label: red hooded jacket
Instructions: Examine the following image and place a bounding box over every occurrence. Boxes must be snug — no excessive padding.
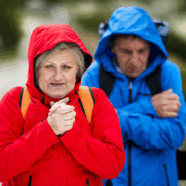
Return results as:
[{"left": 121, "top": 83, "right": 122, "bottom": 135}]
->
[{"left": 0, "top": 24, "right": 125, "bottom": 186}]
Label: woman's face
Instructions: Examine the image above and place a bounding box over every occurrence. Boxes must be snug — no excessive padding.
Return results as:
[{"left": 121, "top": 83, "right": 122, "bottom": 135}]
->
[{"left": 38, "top": 50, "right": 79, "bottom": 98}]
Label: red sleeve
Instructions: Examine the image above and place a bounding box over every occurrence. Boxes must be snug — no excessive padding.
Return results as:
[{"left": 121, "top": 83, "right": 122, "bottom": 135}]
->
[
  {"left": 61, "top": 88, "right": 125, "bottom": 179},
  {"left": 0, "top": 87, "right": 59, "bottom": 181}
]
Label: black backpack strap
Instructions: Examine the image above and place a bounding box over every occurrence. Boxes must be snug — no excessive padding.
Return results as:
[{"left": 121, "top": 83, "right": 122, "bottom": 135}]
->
[
  {"left": 177, "top": 150, "right": 186, "bottom": 180},
  {"left": 19, "top": 87, "right": 24, "bottom": 107},
  {"left": 145, "top": 64, "right": 186, "bottom": 180},
  {"left": 106, "top": 179, "right": 113, "bottom": 186},
  {"left": 78, "top": 99, "right": 86, "bottom": 116},
  {"left": 28, "top": 175, "right": 32, "bottom": 186},
  {"left": 99, "top": 64, "right": 115, "bottom": 97},
  {"left": 88, "top": 87, "right": 95, "bottom": 104},
  {"left": 145, "top": 65, "right": 162, "bottom": 96}
]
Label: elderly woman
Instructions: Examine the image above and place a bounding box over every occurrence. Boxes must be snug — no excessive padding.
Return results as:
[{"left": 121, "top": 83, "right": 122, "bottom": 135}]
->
[{"left": 0, "top": 24, "right": 125, "bottom": 186}]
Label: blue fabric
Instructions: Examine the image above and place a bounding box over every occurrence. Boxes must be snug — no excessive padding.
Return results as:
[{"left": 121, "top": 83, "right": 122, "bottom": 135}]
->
[{"left": 81, "top": 6, "right": 186, "bottom": 186}]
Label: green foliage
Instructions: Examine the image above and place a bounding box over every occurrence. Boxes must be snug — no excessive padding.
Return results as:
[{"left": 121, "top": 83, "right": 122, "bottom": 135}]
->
[
  {"left": 181, "top": 72, "right": 186, "bottom": 98},
  {"left": 176, "top": 0, "right": 186, "bottom": 12},
  {"left": 1, "top": 0, "right": 186, "bottom": 102},
  {"left": 75, "top": 13, "right": 111, "bottom": 35},
  {"left": 166, "top": 32, "right": 186, "bottom": 61},
  {"left": 0, "top": 0, "right": 27, "bottom": 57}
]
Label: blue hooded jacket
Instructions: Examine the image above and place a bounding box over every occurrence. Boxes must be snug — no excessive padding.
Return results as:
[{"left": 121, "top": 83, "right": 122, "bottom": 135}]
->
[{"left": 81, "top": 6, "right": 186, "bottom": 186}]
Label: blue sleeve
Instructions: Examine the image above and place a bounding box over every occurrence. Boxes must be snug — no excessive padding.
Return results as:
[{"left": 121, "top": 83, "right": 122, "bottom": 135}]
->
[
  {"left": 81, "top": 61, "right": 100, "bottom": 88},
  {"left": 118, "top": 109, "right": 186, "bottom": 149},
  {"left": 120, "top": 97, "right": 159, "bottom": 117},
  {"left": 118, "top": 61, "right": 186, "bottom": 150}
]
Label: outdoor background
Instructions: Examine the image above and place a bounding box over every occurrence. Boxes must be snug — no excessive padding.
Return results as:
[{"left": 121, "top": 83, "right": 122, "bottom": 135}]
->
[{"left": 1, "top": 0, "right": 186, "bottom": 185}]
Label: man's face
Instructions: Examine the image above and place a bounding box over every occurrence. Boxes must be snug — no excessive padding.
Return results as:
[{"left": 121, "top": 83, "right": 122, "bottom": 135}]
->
[{"left": 112, "top": 36, "right": 151, "bottom": 78}]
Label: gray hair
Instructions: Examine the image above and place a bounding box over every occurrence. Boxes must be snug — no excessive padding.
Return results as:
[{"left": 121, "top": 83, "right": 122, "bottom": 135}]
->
[
  {"left": 34, "top": 42, "right": 85, "bottom": 86},
  {"left": 109, "top": 35, "right": 138, "bottom": 49}
]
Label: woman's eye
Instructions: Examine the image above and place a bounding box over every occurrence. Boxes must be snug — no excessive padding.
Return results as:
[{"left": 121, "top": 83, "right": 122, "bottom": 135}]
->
[
  {"left": 63, "top": 65, "right": 71, "bottom": 69},
  {"left": 45, "top": 65, "right": 53, "bottom": 68}
]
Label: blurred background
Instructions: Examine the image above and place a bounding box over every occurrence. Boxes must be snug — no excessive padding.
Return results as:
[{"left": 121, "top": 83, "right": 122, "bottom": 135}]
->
[
  {"left": 1, "top": 0, "right": 186, "bottom": 96},
  {"left": 1, "top": 0, "right": 186, "bottom": 98},
  {"left": 0, "top": 1, "right": 186, "bottom": 184}
]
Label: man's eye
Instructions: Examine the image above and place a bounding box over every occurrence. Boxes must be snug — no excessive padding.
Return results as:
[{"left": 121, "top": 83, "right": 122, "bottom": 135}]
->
[
  {"left": 138, "top": 49, "right": 145, "bottom": 53},
  {"left": 139, "top": 48, "right": 150, "bottom": 53},
  {"left": 122, "top": 49, "right": 132, "bottom": 54}
]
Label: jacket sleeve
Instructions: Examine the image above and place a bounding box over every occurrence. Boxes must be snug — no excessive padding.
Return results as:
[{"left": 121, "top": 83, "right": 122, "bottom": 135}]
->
[
  {"left": 117, "top": 96, "right": 158, "bottom": 117},
  {"left": 81, "top": 61, "right": 100, "bottom": 88},
  {"left": 0, "top": 87, "right": 59, "bottom": 181},
  {"left": 118, "top": 62, "right": 186, "bottom": 150},
  {"left": 60, "top": 88, "right": 125, "bottom": 179}
]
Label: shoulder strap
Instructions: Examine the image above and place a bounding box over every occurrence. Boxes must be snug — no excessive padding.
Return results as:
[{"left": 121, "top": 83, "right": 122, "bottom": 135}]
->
[
  {"left": 19, "top": 86, "right": 95, "bottom": 122},
  {"left": 78, "top": 86, "right": 95, "bottom": 123},
  {"left": 99, "top": 63, "right": 162, "bottom": 97},
  {"left": 19, "top": 86, "right": 31, "bottom": 119},
  {"left": 145, "top": 65, "right": 162, "bottom": 96},
  {"left": 99, "top": 64, "right": 115, "bottom": 97},
  {"left": 145, "top": 64, "right": 186, "bottom": 180}
]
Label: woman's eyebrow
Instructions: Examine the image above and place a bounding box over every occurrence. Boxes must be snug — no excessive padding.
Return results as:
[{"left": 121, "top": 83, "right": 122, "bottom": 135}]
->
[
  {"left": 44, "top": 61, "right": 53, "bottom": 64},
  {"left": 45, "top": 61, "right": 72, "bottom": 64}
]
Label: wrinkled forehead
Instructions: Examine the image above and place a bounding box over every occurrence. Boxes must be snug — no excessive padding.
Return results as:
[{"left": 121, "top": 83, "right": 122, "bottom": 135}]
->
[{"left": 110, "top": 34, "right": 150, "bottom": 49}]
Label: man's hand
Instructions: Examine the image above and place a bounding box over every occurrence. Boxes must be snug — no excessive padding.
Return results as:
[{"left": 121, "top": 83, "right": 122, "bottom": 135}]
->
[
  {"left": 47, "top": 98, "right": 76, "bottom": 136},
  {"left": 151, "top": 89, "right": 181, "bottom": 118}
]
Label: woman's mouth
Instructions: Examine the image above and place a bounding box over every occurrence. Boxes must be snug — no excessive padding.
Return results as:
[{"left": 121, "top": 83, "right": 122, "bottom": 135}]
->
[{"left": 51, "top": 83, "right": 64, "bottom": 87}]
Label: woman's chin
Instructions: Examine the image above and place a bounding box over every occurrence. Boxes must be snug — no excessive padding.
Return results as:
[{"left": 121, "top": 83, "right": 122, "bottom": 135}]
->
[
  {"left": 48, "top": 92, "right": 65, "bottom": 99},
  {"left": 53, "top": 95, "right": 64, "bottom": 99}
]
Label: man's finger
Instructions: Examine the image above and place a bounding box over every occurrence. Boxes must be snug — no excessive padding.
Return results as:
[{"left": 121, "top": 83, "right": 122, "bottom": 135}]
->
[
  {"left": 164, "top": 93, "right": 179, "bottom": 101},
  {"left": 165, "top": 112, "right": 178, "bottom": 118},
  {"left": 163, "top": 89, "right": 173, "bottom": 94}
]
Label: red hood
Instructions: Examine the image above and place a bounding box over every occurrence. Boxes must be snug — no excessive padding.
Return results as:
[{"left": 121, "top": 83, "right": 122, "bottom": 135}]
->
[{"left": 26, "top": 24, "right": 92, "bottom": 103}]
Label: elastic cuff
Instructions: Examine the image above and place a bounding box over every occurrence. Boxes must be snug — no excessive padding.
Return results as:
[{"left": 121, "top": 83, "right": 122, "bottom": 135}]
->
[{"left": 60, "top": 122, "right": 79, "bottom": 147}]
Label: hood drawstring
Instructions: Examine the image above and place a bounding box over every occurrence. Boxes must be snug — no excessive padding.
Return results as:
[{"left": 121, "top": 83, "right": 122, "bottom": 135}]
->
[{"left": 41, "top": 95, "right": 44, "bottom": 104}]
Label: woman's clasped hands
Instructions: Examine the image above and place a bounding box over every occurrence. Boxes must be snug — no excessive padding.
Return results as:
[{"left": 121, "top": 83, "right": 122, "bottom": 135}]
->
[{"left": 47, "top": 97, "right": 76, "bottom": 136}]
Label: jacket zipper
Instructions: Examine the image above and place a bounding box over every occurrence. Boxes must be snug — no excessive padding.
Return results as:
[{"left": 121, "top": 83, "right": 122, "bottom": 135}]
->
[
  {"left": 163, "top": 164, "right": 170, "bottom": 186},
  {"left": 86, "top": 179, "right": 89, "bottom": 186},
  {"left": 128, "top": 80, "right": 132, "bottom": 186},
  {"left": 28, "top": 175, "right": 32, "bottom": 186}
]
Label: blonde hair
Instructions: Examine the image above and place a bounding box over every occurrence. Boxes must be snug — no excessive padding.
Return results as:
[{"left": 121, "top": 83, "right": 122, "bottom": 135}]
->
[{"left": 34, "top": 42, "right": 85, "bottom": 86}]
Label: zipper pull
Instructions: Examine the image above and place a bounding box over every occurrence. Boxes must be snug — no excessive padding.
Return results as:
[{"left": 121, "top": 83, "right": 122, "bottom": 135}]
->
[
  {"left": 129, "top": 81, "right": 132, "bottom": 90},
  {"left": 128, "top": 81, "right": 133, "bottom": 103}
]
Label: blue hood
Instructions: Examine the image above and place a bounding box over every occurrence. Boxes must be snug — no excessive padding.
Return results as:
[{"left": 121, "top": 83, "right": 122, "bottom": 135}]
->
[{"left": 94, "top": 6, "right": 168, "bottom": 80}]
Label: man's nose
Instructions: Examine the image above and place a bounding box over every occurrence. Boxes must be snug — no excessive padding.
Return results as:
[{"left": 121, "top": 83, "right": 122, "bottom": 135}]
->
[{"left": 130, "top": 51, "right": 138, "bottom": 64}]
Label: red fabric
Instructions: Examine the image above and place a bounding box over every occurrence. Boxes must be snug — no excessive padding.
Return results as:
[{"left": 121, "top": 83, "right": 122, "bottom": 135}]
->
[{"left": 0, "top": 24, "right": 125, "bottom": 186}]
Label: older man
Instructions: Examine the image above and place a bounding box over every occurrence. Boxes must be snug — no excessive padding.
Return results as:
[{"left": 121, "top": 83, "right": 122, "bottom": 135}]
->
[{"left": 81, "top": 6, "right": 186, "bottom": 186}]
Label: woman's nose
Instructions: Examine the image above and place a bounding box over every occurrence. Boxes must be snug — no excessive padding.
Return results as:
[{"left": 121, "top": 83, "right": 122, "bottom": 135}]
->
[{"left": 54, "top": 70, "right": 63, "bottom": 81}]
